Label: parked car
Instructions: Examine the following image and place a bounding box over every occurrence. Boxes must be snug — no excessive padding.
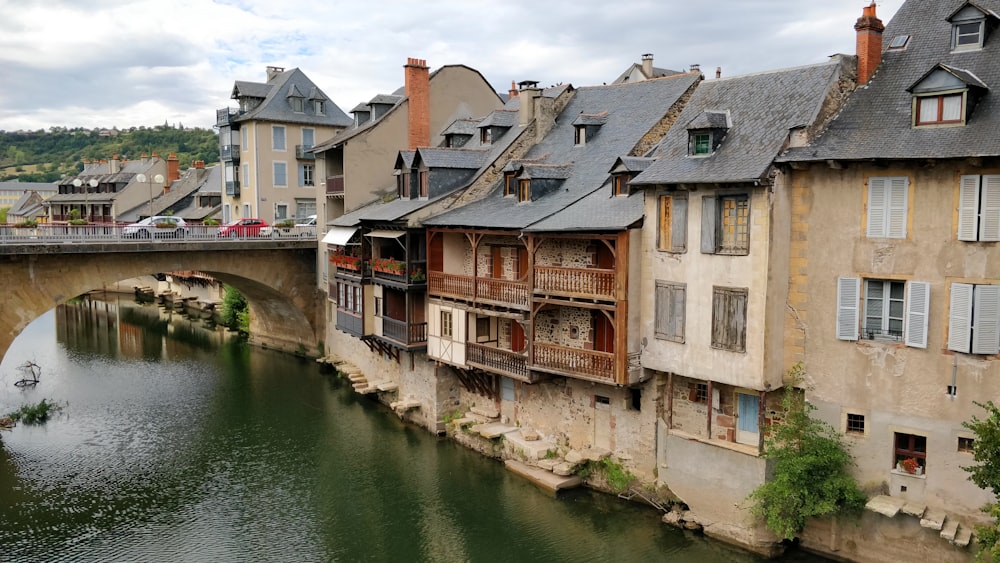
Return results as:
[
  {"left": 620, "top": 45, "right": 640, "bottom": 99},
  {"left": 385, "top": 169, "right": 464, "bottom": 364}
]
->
[
  {"left": 123, "top": 216, "right": 188, "bottom": 238},
  {"left": 217, "top": 218, "right": 268, "bottom": 238},
  {"left": 262, "top": 215, "right": 316, "bottom": 238}
]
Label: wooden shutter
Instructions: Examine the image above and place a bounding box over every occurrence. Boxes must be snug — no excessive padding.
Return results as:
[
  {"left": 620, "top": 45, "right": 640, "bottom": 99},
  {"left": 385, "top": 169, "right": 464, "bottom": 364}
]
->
[
  {"left": 904, "top": 281, "right": 930, "bottom": 349},
  {"left": 948, "top": 283, "right": 974, "bottom": 353},
  {"left": 672, "top": 196, "right": 688, "bottom": 252},
  {"left": 654, "top": 283, "right": 668, "bottom": 337},
  {"left": 973, "top": 285, "right": 1000, "bottom": 355},
  {"left": 980, "top": 175, "right": 1000, "bottom": 242},
  {"left": 837, "top": 277, "right": 861, "bottom": 341},
  {"left": 428, "top": 233, "right": 443, "bottom": 272},
  {"left": 659, "top": 195, "right": 672, "bottom": 251},
  {"left": 701, "top": 196, "right": 717, "bottom": 253},
  {"left": 671, "top": 284, "right": 686, "bottom": 341},
  {"left": 867, "top": 178, "right": 887, "bottom": 238},
  {"left": 491, "top": 246, "right": 503, "bottom": 278},
  {"left": 887, "top": 177, "right": 908, "bottom": 238},
  {"left": 958, "top": 175, "right": 981, "bottom": 241}
]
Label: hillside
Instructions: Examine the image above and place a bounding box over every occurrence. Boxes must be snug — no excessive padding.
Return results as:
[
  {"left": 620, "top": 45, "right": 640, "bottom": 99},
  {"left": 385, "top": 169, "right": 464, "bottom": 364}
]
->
[{"left": 0, "top": 125, "right": 219, "bottom": 183}]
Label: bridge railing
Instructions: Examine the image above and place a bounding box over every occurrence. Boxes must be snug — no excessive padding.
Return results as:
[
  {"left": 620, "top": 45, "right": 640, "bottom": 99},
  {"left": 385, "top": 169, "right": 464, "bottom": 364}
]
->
[{"left": 0, "top": 223, "right": 319, "bottom": 244}]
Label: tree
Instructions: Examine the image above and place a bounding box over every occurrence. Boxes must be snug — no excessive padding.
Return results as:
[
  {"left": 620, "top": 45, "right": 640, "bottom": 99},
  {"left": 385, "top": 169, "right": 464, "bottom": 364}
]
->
[
  {"left": 220, "top": 285, "right": 249, "bottom": 333},
  {"left": 963, "top": 401, "right": 1000, "bottom": 561},
  {"left": 747, "top": 364, "right": 866, "bottom": 541}
]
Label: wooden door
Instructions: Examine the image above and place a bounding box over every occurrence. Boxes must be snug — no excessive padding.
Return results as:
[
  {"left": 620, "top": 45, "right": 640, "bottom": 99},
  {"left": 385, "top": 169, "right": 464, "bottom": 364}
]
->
[
  {"left": 511, "top": 320, "right": 526, "bottom": 353},
  {"left": 492, "top": 246, "right": 503, "bottom": 279},
  {"left": 593, "top": 311, "right": 614, "bottom": 353}
]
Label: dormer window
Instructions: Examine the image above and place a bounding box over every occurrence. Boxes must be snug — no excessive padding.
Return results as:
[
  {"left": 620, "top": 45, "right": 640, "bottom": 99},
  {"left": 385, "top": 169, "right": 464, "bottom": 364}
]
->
[
  {"left": 693, "top": 133, "right": 711, "bottom": 155},
  {"left": 947, "top": 3, "right": 997, "bottom": 52},
  {"left": 480, "top": 127, "right": 492, "bottom": 145},
  {"left": 518, "top": 179, "right": 531, "bottom": 202},
  {"left": 954, "top": 21, "right": 984, "bottom": 50},
  {"left": 504, "top": 171, "right": 517, "bottom": 196},
  {"left": 612, "top": 174, "right": 630, "bottom": 197},
  {"left": 574, "top": 126, "right": 586, "bottom": 146},
  {"left": 572, "top": 112, "right": 606, "bottom": 146},
  {"left": 397, "top": 171, "right": 411, "bottom": 199},
  {"left": 314, "top": 100, "right": 324, "bottom": 114},
  {"left": 287, "top": 85, "right": 305, "bottom": 113},
  {"left": 908, "top": 64, "right": 988, "bottom": 128},
  {"left": 685, "top": 110, "right": 730, "bottom": 157},
  {"left": 916, "top": 93, "right": 964, "bottom": 125}
]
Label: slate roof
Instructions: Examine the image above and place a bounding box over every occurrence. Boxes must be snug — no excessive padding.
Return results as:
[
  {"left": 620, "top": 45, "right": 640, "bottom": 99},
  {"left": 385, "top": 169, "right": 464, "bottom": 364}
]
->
[
  {"left": 781, "top": 0, "right": 1000, "bottom": 161},
  {"left": 0, "top": 181, "right": 57, "bottom": 194},
  {"left": 479, "top": 110, "right": 518, "bottom": 128},
  {"left": 612, "top": 62, "right": 683, "bottom": 84},
  {"left": 424, "top": 73, "right": 700, "bottom": 230},
  {"left": 609, "top": 156, "right": 654, "bottom": 173},
  {"left": 572, "top": 112, "right": 608, "bottom": 126},
  {"left": 415, "top": 148, "right": 489, "bottom": 169},
  {"left": 233, "top": 68, "right": 351, "bottom": 127},
  {"left": 632, "top": 61, "right": 842, "bottom": 185},
  {"left": 442, "top": 119, "right": 480, "bottom": 136},
  {"left": 8, "top": 191, "right": 46, "bottom": 219},
  {"left": 370, "top": 94, "right": 404, "bottom": 106}
]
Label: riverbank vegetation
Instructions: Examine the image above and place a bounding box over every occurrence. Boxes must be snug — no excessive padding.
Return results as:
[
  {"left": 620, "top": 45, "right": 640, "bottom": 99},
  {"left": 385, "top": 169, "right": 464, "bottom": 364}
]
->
[
  {"left": 747, "top": 364, "right": 866, "bottom": 541},
  {"left": 962, "top": 401, "right": 1000, "bottom": 561},
  {"left": 5, "top": 398, "right": 63, "bottom": 425},
  {"left": 220, "top": 285, "right": 249, "bottom": 333}
]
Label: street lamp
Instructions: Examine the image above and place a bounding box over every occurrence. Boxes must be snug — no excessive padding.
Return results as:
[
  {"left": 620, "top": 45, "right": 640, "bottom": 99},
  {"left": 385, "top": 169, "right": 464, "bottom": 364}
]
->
[
  {"left": 71, "top": 178, "right": 98, "bottom": 222},
  {"left": 136, "top": 173, "right": 165, "bottom": 220}
]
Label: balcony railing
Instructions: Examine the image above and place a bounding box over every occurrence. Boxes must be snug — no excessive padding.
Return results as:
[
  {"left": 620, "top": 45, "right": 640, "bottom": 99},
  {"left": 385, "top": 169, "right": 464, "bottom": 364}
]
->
[
  {"left": 429, "top": 272, "right": 474, "bottom": 300},
  {"left": 380, "top": 317, "right": 427, "bottom": 347},
  {"left": 467, "top": 343, "right": 529, "bottom": 380},
  {"left": 296, "top": 145, "right": 316, "bottom": 160},
  {"left": 336, "top": 310, "right": 364, "bottom": 337},
  {"left": 326, "top": 176, "right": 344, "bottom": 196},
  {"left": 533, "top": 342, "right": 615, "bottom": 382},
  {"left": 535, "top": 266, "right": 615, "bottom": 300},
  {"left": 372, "top": 259, "right": 426, "bottom": 286},
  {"left": 220, "top": 145, "right": 241, "bottom": 162},
  {"left": 427, "top": 272, "right": 527, "bottom": 309},
  {"left": 225, "top": 180, "right": 240, "bottom": 197},
  {"left": 216, "top": 108, "right": 239, "bottom": 127}
]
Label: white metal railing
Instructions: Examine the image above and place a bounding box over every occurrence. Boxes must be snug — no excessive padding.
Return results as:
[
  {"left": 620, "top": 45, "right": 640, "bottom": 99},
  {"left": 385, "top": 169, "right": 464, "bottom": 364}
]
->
[{"left": 0, "top": 223, "right": 319, "bottom": 244}]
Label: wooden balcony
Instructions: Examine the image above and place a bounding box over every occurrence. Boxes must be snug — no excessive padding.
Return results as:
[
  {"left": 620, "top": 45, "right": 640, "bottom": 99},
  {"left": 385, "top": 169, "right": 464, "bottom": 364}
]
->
[
  {"left": 535, "top": 266, "right": 615, "bottom": 300},
  {"left": 532, "top": 342, "right": 615, "bottom": 383},
  {"left": 429, "top": 271, "right": 474, "bottom": 299},
  {"left": 467, "top": 343, "right": 530, "bottom": 381},
  {"left": 380, "top": 317, "right": 427, "bottom": 348},
  {"left": 326, "top": 176, "right": 344, "bottom": 196},
  {"left": 336, "top": 310, "right": 364, "bottom": 338},
  {"left": 427, "top": 272, "right": 528, "bottom": 309},
  {"left": 372, "top": 259, "right": 426, "bottom": 287}
]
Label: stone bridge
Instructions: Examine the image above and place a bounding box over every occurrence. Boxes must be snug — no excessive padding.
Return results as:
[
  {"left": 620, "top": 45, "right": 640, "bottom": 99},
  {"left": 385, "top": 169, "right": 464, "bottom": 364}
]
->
[{"left": 0, "top": 239, "right": 322, "bottom": 363}]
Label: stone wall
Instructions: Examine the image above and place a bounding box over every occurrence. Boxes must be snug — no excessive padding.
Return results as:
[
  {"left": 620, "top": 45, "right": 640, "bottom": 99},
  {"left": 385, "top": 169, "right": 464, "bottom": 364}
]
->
[
  {"left": 534, "top": 307, "right": 593, "bottom": 350},
  {"left": 535, "top": 239, "right": 591, "bottom": 268}
]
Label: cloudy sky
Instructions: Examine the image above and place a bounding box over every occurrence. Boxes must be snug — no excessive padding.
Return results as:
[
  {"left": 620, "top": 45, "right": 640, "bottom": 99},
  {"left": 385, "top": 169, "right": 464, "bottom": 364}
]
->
[{"left": 0, "top": 0, "right": 905, "bottom": 132}]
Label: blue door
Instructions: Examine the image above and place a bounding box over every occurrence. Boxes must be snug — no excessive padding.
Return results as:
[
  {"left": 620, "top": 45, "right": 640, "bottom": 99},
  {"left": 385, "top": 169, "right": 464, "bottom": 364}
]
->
[{"left": 737, "top": 393, "right": 760, "bottom": 445}]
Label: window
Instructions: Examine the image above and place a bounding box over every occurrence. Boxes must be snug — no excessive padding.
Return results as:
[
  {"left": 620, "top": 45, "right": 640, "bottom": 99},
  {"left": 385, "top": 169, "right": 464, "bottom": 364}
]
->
[
  {"left": 612, "top": 174, "right": 629, "bottom": 197},
  {"left": 846, "top": 413, "right": 866, "bottom": 435},
  {"left": 504, "top": 172, "right": 516, "bottom": 197},
  {"left": 302, "top": 128, "right": 315, "bottom": 150},
  {"left": 958, "top": 175, "right": 1000, "bottom": 241},
  {"left": 894, "top": 432, "right": 926, "bottom": 472},
  {"left": 314, "top": 100, "right": 324, "bottom": 115},
  {"left": 574, "top": 126, "right": 586, "bottom": 146},
  {"left": 374, "top": 296, "right": 382, "bottom": 316},
  {"left": 958, "top": 437, "right": 975, "bottom": 453},
  {"left": 692, "top": 382, "right": 708, "bottom": 404},
  {"left": 272, "top": 126, "right": 286, "bottom": 151},
  {"left": 441, "top": 310, "right": 453, "bottom": 339},
  {"left": 299, "top": 164, "right": 314, "bottom": 186},
  {"left": 241, "top": 127, "right": 248, "bottom": 149},
  {"left": 711, "top": 286, "right": 747, "bottom": 352},
  {"left": 518, "top": 179, "right": 531, "bottom": 202},
  {"left": 654, "top": 281, "right": 685, "bottom": 342},
  {"left": 887, "top": 34, "right": 910, "bottom": 50},
  {"left": 275, "top": 204, "right": 288, "bottom": 220},
  {"left": 419, "top": 170, "right": 429, "bottom": 198},
  {"left": 476, "top": 316, "right": 490, "bottom": 339},
  {"left": 480, "top": 127, "right": 492, "bottom": 145},
  {"left": 273, "top": 162, "right": 287, "bottom": 187},
  {"left": 954, "top": 20, "right": 984, "bottom": 51},
  {"left": 290, "top": 97, "right": 304, "bottom": 112},
  {"left": 837, "top": 277, "right": 929, "bottom": 347},
  {"left": 948, "top": 283, "right": 1000, "bottom": 354},
  {"left": 701, "top": 194, "right": 749, "bottom": 255},
  {"left": 915, "top": 94, "right": 964, "bottom": 126},
  {"left": 693, "top": 132, "right": 711, "bottom": 155},
  {"left": 336, "top": 283, "right": 362, "bottom": 314},
  {"left": 242, "top": 163, "right": 249, "bottom": 189},
  {"left": 866, "top": 177, "right": 908, "bottom": 238},
  {"left": 658, "top": 194, "right": 687, "bottom": 252},
  {"left": 398, "top": 172, "right": 411, "bottom": 199}
]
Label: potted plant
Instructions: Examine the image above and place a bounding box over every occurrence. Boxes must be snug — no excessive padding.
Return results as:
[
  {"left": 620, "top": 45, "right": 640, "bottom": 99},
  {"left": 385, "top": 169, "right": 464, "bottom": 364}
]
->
[
  {"left": 409, "top": 267, "right": 425, "bottom": 282},
  {"left": 901, "top": 457, "right": 920, "bottom": 474},
  {"left": 68, "top": 209, "right": 88, "bottom": 226}
]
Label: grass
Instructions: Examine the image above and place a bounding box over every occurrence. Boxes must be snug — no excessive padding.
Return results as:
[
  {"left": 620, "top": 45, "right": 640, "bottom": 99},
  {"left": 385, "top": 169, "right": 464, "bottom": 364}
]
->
[{"left": 7, "top": 398, "right": 63, "bottom": 425}]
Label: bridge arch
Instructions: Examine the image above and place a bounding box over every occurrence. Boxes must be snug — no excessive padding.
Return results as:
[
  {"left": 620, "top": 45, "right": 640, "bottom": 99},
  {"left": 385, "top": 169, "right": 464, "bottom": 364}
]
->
[{"left": 0, "top": 241, "right": 323, "bottom": 364}]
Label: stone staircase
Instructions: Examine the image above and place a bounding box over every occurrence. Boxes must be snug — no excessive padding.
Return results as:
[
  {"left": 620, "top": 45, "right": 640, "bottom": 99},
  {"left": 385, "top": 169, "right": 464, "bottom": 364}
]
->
[{"left": 866, "top": 495, "right": 973, "bottom": 548}]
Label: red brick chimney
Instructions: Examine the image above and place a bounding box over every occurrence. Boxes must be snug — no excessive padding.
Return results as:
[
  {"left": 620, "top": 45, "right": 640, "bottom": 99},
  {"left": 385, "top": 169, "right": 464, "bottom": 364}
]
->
[
  {"left": 508, "top": 81, "right": 519, "bottom": 99},
  {"left": 167, "top": 153, "right": 180, "bottom": 183},
  {"left": 404, "top": 57, "right": 430, "bottom": 150},
  {"left": 194, "top": 160, "right": 205, "bottom": 169},
  {"left": 855, "top": 2, "right": 885, "bottom": 84}
]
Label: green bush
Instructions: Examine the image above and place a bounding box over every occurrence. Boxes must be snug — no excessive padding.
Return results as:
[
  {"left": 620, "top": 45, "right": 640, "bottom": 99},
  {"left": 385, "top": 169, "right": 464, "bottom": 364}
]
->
[
  {"left": 220, "top": 285, "right": 249, "bottom": 332},
  {"left": 962, "top": 401, "right": 1000, "bottom": 561},
  {"left": 7, "top": 399, "right": 63, "bottom": 425}
]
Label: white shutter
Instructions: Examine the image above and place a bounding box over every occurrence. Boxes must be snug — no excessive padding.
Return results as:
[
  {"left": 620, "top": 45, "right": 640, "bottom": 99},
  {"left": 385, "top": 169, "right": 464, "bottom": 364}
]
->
[
  {"left": 958, "top": 175, "right": 981, "bottom": 241},
  {"left": 973, "top": 285, "right": 1000, "bottom": 355},
  {"left": 867, "top": 178, "right": 887, "bottom": 238},
  {"left": 980, "top": 175, "right": 1000, "bottom": 242},
  {"left": 837, "top": 277, "right": 861, "bottom": 341},
  {"left": 887, "top": 177, "right": 908, "bottom": 238},
  {"left": 701, "top": 196, "right": 717, "bottom": 253},
  {"left": 949, "top": 283, "right": 974, "bottom": 353},
  {"left": 904, "top": 281, "right": 930, "bottom": 349}
]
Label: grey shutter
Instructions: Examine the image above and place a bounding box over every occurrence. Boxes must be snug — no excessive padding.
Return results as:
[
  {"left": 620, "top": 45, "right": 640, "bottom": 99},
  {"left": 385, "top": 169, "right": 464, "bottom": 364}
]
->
[
  {"left": 949, "top": 283, "right": 974, "bottom": 353},
  {"left": 958, "top": 175, "right": 981, "bottom": 241},
  {"left": 672, "top": 196, "right": 688, "bottom": 252},
  {"left": 297, "top": 163, "right": 306, "bottom": 186},
  {"left": 904, "top": 281, "right": 930, "bottom": 349},
  {"left": 973, "top": 285, "right": 1000, "bottom": 355},
  {"left": 980, "top": 175, "right": 1000, "bottom": 242},
  {"left": 701, "top": 196, "right": 717, "bottom": 254},
  {"left": 887, "top": 177, "right": 908, "bottom": 238},
  {"left": 671, "top": 284, "right": 686, "bottom": 341},
  {"left": 867, "top": 178, "right": 887, "bottom": 238},
  {"left": 654, "top": 282, "right": 668, "bottom": 338},
  {"left": 837, "top": 277, "right": 860, "bottom": 340}
]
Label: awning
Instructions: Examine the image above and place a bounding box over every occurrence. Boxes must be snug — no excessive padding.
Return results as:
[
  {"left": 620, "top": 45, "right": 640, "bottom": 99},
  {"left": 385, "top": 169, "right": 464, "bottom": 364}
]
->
[
  {"left": 365, "top": 230, "right": 406, "bottom": 239},
  {"left": 321, "top": 227, "right": 358, "bottom": 246}
]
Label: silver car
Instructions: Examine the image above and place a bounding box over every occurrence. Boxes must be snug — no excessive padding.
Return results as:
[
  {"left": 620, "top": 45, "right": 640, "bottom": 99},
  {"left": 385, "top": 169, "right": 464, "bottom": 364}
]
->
[{"left": 123, "top": 216, "right": 188, "bottom": 238}]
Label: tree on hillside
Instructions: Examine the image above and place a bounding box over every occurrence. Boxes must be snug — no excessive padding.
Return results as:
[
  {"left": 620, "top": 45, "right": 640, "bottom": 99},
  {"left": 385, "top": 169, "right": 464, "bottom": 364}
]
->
[{"left": 963, "top": 401, "right": 1000, "bottom": 561}]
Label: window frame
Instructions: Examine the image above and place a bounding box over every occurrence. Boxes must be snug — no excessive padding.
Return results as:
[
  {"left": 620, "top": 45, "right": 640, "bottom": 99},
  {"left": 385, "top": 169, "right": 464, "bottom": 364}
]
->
[
  {"left": 275, "top": 204, "right": 288, "bottom": 220},
  {"left": 314, "top": 100, "right": 324, "bottom": 115},
  {"left": 837, "top": 277, "right": 929, "bottom": 348},
  {"left": 574, "top": 126, "right": 586, "bottom": 146},
  {"left": 440, "top": 310, "right": 454, "bottom": 339},
  {"left": 654, "top": 280, "right": 686, "bottom": 343},
  {"left": 273, "top": 161, "right": 287, "bottom": 187},
  {"left": 953, "top": 19, "right": 985, "bottom": 51},
  {"left": 958, "top": 436, "right": 976, "bottom": 453},
  {"left": 612, "top": 174, "right": 629, "bottom": 197},
  {"left": 711, "top": 286, "right": 747, "bottom": 352},
  {"left": 846, "top": 413, "right": 866, "bottom": 435},
  {"left": 290, "top": 97, "right": 304, "bottom": 113},
  {"left": 701, "top": 193, "right": 750, "bottom": 255},
  {"left": 863, "top": 279, "right": 906, "bottom": 342},
  {"left": 398, "top": 172, "right": 411, "bottom": 199},
  {"left": 272, "top": 125, "right": 286, "bottom": 151},
  {"left": 419, "top": 170, "right": 429, "bottom": 198},
  {"left": 504, "top": 172, "right": 516, "bottom": 197},
  {"left": 914, "top": 92, "right": 965, "bottom": 126},
  {"left": 894, "top": 432, "right": 927, "bottom": 472},
  {"left": 693, "top": 132, "right": 711, "bottom": 155},
  {"left": 518, "top": 179, "right": 531, "bottom": 202},
  {"left": 300, "top": 163, "right": 314, "bottom": 187}
]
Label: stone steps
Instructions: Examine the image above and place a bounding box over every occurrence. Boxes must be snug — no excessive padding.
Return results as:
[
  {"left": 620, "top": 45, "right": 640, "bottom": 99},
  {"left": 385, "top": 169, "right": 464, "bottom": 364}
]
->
[{"left": 867, "top": 495, "right": 974, "bottom": 550}]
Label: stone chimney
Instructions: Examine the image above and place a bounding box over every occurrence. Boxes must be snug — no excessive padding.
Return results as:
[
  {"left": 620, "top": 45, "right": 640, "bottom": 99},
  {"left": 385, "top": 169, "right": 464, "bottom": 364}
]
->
[
  {"left": 266, "top": 65, "right": 285, "bottom": 82},
  {"left": 167, "top": 153, "right": 180, "bottom": 183},
  {"left": 109, "top": 154, "right": 120, "bottom": 174},
  {"left": 855, "top": 2, "right": 885, "bottom": 84},
  {"left": 641, "top": 53, "right": 654, "bottom": 78},
  {"left": 508, "top": 81, "right": 519, "bottom": 99},
  {"left": 716, "top": 67, "right": 722, "bottom": 79},
  {"left": 404, "top": 57, "right": 430, "bottom": 150},
  {"left": 518, "top": 81, "right": 541, "bottom": 127}
]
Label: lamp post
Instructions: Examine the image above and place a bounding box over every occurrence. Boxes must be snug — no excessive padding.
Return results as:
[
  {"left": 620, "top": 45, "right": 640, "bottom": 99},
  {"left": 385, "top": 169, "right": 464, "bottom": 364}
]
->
[
  {"left": 71, "top": 178, "right": 98, "bottom": 222},
  {"left": 135, "top": 173, "right": 165, "bottom": 220}
]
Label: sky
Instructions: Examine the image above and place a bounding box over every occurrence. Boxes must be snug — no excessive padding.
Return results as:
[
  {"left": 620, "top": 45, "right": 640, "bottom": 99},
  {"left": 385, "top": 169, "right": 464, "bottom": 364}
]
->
[{"left": 0, "top": 0, "right": 906, "bottom": 132}]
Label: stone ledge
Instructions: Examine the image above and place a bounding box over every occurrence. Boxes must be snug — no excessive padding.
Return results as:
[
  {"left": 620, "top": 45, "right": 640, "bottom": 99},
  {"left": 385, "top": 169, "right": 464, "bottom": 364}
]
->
[{"left": 865, "top": 495, "right": 906, "bottom": 517}]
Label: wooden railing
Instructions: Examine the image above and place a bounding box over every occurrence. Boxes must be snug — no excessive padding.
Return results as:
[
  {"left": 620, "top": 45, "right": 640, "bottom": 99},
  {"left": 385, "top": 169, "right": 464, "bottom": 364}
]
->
[
  {"left": 535, "top": 266, "right": 615, "bottom": 299},
  {"left": 467, "top": 343, "right": 529, "bottom": 379},
  {"left": 533, "top": 342, "right": 615, "bottom": 382},
  {"left": 477, "top": 277, "right": 529, "bottom": 308},
  {"left": 381, "top": 317, "right": 427, "bottom": 346},
  {"left": 336, "top": 310, "right": 364, "bottom": 337},
  {"left": 429, "top": 272, "right": 475, "bottom": 299},
  {"left": 326, "top": 175, "right": 344, "bottom": 196}
]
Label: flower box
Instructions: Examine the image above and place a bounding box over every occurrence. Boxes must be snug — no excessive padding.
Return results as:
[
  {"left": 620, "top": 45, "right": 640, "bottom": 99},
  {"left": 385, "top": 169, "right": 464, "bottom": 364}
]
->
[{"left": 372, "top": 258, "right": 406, "bottom": 275}]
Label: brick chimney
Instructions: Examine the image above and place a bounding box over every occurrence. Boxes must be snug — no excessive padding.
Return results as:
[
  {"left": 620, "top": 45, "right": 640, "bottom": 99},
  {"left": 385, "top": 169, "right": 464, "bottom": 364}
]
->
[
  {"left": 508, "top": 81, "right": 519, "bottom": 99},
  {"left": 167, "top": 153, "right": 180, "bottom": 183},
  {"left": 641, "top": 53, "right": 654, "bottom": 78},
  {"left": 194, "top": 160, "right": 205, "bottom": 169},
  {"left": 855, "top": 2, "right": 885, "bottom": 84},
  {"left": 404, "top": 58, "right": 430, "bottom": 150}
]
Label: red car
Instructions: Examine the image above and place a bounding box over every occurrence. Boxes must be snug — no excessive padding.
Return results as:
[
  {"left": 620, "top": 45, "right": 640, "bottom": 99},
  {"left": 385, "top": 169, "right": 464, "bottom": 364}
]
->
[{"left": 217, "top": 218, "right": 269, "bottom": 238}]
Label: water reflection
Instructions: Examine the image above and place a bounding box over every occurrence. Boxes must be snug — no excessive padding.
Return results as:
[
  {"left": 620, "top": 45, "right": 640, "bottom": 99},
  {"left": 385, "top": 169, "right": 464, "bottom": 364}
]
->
[{"left": 0, "top": 295, "right": 819, "bottom": 562}]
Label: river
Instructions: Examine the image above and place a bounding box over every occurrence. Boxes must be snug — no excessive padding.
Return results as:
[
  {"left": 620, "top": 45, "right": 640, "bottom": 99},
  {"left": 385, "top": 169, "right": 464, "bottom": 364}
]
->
[{"left": 0, "top": 295, "right": 823, "bottom": 562}]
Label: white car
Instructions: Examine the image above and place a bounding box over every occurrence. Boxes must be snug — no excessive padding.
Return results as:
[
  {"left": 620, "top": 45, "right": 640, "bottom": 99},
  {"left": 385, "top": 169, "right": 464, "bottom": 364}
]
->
[
  {"left": 264, "top": 215, "right": 317, "bottom": 238},
  {"left": 123, "top": 216, "right": 188, "bottom": 238}
]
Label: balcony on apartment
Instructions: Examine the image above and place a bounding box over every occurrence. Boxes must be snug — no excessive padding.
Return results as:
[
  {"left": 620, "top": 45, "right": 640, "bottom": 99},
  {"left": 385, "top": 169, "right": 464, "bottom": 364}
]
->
[
  {"left": 467, "top": 343, "right": 533, "bottom": 382},
  {"left": 372, "top": 257, "right": 426, "bottom": 288},
  {"left": 427, "top": 231, "right": 530, "bottom": 311},
  {"left": 326, "top": 176, "right": 344, "bottom": 197},
  {"left": 225, "top": 180, "right": 240, "bottom": 197},
  {"left": 532, "top": 237, "right": 619, "bottom": 302},
  {"left": 220, "top": 144, "right": 241, "bottom": 163},
  {"left": 296, "top": 145, "right": 316, "bottom": 160},
  {"left": 216, "top": 108, "right": 239, "bottom": 127},
  {"left": 529, "top": 305, "right": 621, "bottom": 384},
  {"left": 329, "top": 249, "right": 365, "bottom": 280},
  {"left": 378, "top": 316, "right": 428, "bottom": 349},
  {"left": 368, "top": 230, "right": 427, "bottom": 290},
  {"left": 533, "top": 343, "right": 615, "bottom": 383},
  {"left": 373, "top": 287, "right": 426, "bottom": 351}
]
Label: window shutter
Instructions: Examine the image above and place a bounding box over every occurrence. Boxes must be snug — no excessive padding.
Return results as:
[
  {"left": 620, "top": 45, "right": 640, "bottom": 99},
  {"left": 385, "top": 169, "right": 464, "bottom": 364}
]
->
[
  {"left": 837, "top": 277, "right": 861, "bottom": 341},
  {"left": 867, "top": 178, "right": 887, "bottom": 238},
  {"left": 887, "top": 177, "right": 908, "bottom": 238},
  {"left": 659, "top": 196, "right": 672, "bottom": 251},
  {"left": 973, "top": 285, "right": 1000, "bottom": 355},
  {"left": 980, "top": 175, "right": 1000, "bottom": 242},
  {"left": 701, "top": 196, "right": 717, "bottom": 253},
  {"left": 949, "top": 283, "right": 974, "bottom": 353},
  {"left": 671, "top": 284, "right": 686, "bottom": 341},
  {"left": 958, "top": 175, "right": 981, "bottom": 241},
  {"left": 297, "top": 164, "right": 306, "bottom": 187},
  {"left": 672, "top": 196, "right": 688, "bottom": 251},
  {"left": 904, "top": 281, "right": 930, "bottom": 349},
  {"left": 654, "top": 283, "right": 668, "bottom": 337}
]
